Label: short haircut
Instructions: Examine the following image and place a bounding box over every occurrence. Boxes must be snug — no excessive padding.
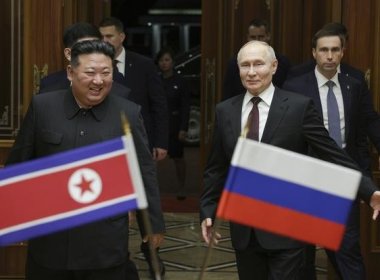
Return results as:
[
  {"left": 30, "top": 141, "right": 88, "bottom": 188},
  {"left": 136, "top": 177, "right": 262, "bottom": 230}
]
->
[
  {"left": 70, "top": 40, "right": 115, "bottom": 68},
  {"left": 248, "top": 18, "right": 270, "bottom": 33},
  {"left": 237, "top": 40, "right": 276, "bottom": 63},
  {"left": 63, "top": 22, "right": 101, "bottom": 48},
  {"left": 322, "top": 22, "right": 348, "bottom": 42},
  {"left": 155, "top": 46, "right": 175, "bottom": 64},
  {"left": 312, "top": 28, "right": 345, "bottom": 49},
  {"left": 99, "top": 17, "right": 124, "bottom": 33}
]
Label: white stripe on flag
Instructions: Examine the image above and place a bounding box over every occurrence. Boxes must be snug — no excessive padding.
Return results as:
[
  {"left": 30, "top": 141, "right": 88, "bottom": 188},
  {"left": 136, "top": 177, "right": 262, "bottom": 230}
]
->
[
  {"left": 122, "top": 135, "right": 148, "bottom": 209},
  {"left": 231, "top": 138, "right": 361, "bottom": 200}
]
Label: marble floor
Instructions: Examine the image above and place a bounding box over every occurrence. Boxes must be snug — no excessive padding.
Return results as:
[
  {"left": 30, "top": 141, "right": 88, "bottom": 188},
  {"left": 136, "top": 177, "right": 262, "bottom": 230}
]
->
[{"left": 128, "top": 212, "right": 328, "bottom": 280}]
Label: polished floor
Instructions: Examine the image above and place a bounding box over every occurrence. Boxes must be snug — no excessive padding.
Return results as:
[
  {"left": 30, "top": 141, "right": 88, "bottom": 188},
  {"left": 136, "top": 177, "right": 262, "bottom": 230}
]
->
[{"left": 129, "top": 212, "right": 329, "bottom": 280}]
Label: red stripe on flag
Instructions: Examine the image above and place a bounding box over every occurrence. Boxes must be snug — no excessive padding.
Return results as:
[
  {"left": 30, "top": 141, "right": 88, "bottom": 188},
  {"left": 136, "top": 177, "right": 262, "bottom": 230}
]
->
[
  {"left": 0, "top": 155, "right": 134, "bottom": 228},
  {"left": 217, "top": 191, "right": 345, "bottom": 250}
]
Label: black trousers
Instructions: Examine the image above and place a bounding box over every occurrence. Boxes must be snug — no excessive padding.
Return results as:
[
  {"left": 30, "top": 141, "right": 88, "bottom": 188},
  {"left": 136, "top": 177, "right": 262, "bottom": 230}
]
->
[
  {"left": 301, "top": 201, "right": 365, "bottom": 280},
  {"left": 26, "top": 254, "right": 130, "bottom": 280},
  {"left": 235, "top": 233, "right": 306, "bottom": 280}
]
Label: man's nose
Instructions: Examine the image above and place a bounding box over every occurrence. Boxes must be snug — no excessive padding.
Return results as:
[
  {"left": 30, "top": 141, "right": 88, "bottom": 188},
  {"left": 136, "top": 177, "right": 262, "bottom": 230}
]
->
[
  {"left": 248, "top": 65, "right": 257, "bottom": 75},
  {"left": 92, "top": 74, "right": 103, "bottom": 84}
]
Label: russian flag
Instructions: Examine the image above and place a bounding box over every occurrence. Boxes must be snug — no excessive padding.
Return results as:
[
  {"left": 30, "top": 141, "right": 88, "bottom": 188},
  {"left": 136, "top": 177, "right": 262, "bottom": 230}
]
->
[
  {"left": 216, "top": 137, "right": 361, "bottom": 250},
  {"left": 0, "top": 135, "right": 147, "bottom": 246}
]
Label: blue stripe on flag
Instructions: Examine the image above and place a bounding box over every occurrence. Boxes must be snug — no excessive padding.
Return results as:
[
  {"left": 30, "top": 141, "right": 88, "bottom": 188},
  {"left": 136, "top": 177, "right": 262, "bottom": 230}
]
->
[
  {"left": 225, "top": 166, "right": 352, "bottom": 224},
  {"left": 0, "top": 137, "right": 124, "bottom": 181},
  {"left": 0, "top": 198, "right": 137, "bottom": 246}
]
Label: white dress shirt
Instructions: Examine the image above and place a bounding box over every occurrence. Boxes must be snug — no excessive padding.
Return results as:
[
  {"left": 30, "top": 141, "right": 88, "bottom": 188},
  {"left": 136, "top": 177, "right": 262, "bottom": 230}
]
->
[{"left": 115, "top": 47, "right": 126, "bottom": 76}]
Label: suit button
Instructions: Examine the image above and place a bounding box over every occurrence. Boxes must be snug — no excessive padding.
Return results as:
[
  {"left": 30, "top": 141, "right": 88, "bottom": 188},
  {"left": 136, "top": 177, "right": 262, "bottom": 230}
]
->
[{"left": 80, "top": 131, "right": 85, "bottom": 136}]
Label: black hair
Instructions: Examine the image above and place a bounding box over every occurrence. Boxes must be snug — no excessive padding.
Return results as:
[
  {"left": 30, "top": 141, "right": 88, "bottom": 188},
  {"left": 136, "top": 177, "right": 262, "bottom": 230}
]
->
[
  {"left": 312, "top": 28, "right": 345, "bottom": 49},
  {"left": 63, "top": 22, "right": 101, "bottom": 48},
  {"left": 248, "top": 18, "right": 270, "bottom": 33},
  {"left": 70, "top": 40, "right": 115, "bottom": 67},
  {"left": 99, "top": 17, "right": 124, "bottom": 33},
  {"left": 322, "top": 22, "right": 348, "bottom": 42},
  {"left": 155, "top": 46, "right": 175, "bottom": 64}
]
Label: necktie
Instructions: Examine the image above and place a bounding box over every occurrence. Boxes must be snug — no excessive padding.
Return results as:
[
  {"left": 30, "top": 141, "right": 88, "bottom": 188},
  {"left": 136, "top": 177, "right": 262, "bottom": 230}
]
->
[
  {"left": 326, "top": 80, "right": 342, "bottom": 147},
  {"left": 246, "top": 97, "right": 262, "bottom": 140}
]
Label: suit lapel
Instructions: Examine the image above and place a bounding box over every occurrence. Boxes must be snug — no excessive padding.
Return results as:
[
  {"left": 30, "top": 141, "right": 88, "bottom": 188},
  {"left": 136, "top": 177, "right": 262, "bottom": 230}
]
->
[
  {"left": 229, "top": 96, "right": 244, "bottom": 140},
  {"left": 261, "top": 88, "right": 289, "bottom": 143}
]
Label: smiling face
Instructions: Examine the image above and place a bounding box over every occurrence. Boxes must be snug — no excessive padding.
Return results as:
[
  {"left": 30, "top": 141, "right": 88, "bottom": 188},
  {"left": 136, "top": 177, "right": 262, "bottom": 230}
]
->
[
  {"left": 67, "top": 53, "right": 113, "bottom": 108},
  {"left": 238, "top": 42, "right": 278, "bottom": 96},
  {"left": 313, "top": 35, "right": 344, "bottom": 79}
]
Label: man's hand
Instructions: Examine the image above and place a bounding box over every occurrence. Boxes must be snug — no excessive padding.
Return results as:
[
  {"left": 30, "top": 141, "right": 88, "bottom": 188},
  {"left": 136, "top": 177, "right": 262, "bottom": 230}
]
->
[
  {"left": 201, "top": 218, "right": 221, "bottom": 245},
  {"left": 143, "top": 233, "right": 164, "bottom": 248},
  {"left": 152, "top": 147, "right": 167, "bottom": 161},
  {"left": 370, "top": 191, "right": 380, "bottom": 220}
]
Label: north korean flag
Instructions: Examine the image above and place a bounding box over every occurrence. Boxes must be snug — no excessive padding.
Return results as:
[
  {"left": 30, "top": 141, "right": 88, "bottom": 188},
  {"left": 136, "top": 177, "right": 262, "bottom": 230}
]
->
[{"left": 0, "top": 136, "right": 147, "bottom": 246}]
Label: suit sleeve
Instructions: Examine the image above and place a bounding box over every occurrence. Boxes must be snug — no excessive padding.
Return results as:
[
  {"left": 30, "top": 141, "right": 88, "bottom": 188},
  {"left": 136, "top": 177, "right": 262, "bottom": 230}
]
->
[
  {"left": 6, "top": 98, "right": 36, "bottom": 165},
  {"left": 300, "top": 98, "right": 378, "bottom": 203},
  {"left": 200, "top": 107, "right": 230, "bottom": 222},
  {"left": 146, "top": 60, "right": 169, "bottom": 150},
  {"left": 129, "top": 107, "right": 165, "bottom": 233}
]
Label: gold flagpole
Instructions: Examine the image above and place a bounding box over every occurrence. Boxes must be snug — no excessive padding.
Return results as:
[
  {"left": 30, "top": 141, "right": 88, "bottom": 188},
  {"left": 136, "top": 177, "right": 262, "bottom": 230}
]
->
[
  {"left": 121, "top": 112, "right": 162, "bottom": 280},
  {"left": 198, "top": 218, "right": 223, "bottom": 280}
]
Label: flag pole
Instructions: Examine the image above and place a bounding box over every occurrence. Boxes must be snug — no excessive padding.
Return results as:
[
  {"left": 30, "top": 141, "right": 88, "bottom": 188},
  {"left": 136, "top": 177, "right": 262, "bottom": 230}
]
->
[
  {"left": 198, "top": 218, "right": 223, "bottom": 280},
  {"left": 121, "top": 112, "right": 162, "bottom": 280}
]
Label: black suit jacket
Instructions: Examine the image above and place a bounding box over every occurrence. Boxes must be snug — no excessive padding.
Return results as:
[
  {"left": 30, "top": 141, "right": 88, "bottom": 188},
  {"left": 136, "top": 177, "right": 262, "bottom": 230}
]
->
[
  {"left": 39, "top": 69, "right": 131, "bottom": 99},
  {"left": 222, "top": 52, "right": 291, "bottom": 100},
  {"left": 200, "top": 88, "right": 377, "bottom": 251},
  {"left": 122, "top": 50, "right": 168, "bottom": 150},
  {"left": 282, "top": 72, "right": 379, "bottom": 175},
  {"left": 6, "top": 90, "right": 165, "bottom": 270}
]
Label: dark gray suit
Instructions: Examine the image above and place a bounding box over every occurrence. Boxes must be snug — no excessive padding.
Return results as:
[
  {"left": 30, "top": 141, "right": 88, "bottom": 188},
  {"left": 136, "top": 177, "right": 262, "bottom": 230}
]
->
[
  {"left": 6, "top": 89, "right": 165, "bottom": 271},
  {"left": 200, "top": 87, "right": 377, "bottom": 278}
]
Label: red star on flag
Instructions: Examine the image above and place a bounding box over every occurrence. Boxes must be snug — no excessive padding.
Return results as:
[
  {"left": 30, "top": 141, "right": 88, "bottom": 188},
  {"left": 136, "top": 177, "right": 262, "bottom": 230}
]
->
[{"left": 76, "top": 174, "right": 94, "bottom": 196}]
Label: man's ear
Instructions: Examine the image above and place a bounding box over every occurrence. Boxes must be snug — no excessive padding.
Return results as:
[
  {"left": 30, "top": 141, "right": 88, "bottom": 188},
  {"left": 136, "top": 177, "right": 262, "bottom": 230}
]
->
[
  {"left": 67, "top": 65, "right": 73, "bottom": 82},
  {"left": 312, "top": 48, "right": 316, "bottom": 60},
  {"left": 64, "top": 48, "right": 71, "bottom": 61},
  {"left": 120, "top": 32, "right": 126, "bottom": 43}
]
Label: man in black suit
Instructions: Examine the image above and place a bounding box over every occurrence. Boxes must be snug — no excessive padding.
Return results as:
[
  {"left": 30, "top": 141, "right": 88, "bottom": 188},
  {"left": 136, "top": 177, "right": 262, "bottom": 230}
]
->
[
  {"left": 99, "top": 16, "right": 168, "bottom": 277},
  {"left": 222, "top": 18, "right": 291, "bottom": 101},
  {"left": 283, "top": 28, "right": 380, "bottom": 280},
  {"left": 6, "top": 40, "right": 165, "bottom": 279},
  {"left": 99, "top": 17, "right": 168, "bottom": 161},
  {"left": 39, "top": 22, "right": 129, "bottom": 98},
  {"left": 200, "top": 40, "right": 380, "bottom": 280}
]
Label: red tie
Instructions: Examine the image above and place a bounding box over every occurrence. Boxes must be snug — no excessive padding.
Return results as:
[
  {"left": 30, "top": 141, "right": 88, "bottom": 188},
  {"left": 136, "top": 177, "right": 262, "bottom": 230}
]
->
[{"left": 246, "top": 97, "right": 261, "bottom": 140}]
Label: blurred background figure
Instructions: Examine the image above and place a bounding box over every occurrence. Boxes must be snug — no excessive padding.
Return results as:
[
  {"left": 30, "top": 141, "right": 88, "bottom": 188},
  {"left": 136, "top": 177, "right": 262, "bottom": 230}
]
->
[{"left": 156, "top": 47, "right": 191, "bottom": 200}]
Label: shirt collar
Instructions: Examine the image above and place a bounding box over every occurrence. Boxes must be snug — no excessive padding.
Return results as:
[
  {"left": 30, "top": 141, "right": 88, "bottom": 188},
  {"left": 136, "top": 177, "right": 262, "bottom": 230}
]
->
[
  {"left": 64, "top": 88, "right": 109, "bottom": 121},
  {"left": 115, "top": 47, "right": 126, "bottom": 64},
  {"left": 243, "top": 83, "right": 275, "bottom": 107},
  {"left": 314, "top": 67, "right": 339, "bottom": 88}
]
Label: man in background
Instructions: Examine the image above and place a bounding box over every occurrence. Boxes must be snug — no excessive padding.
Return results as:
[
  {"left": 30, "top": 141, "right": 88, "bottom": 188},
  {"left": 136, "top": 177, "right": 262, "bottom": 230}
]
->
[
  {"left": 99, "top": 16, "right": 168, "bottom": 277},
  {"left": 283, "top": 27, "right": 380, "bottom": 279},
  {"left": 222, "top": 18, "right": 291, "bottom": 100}
]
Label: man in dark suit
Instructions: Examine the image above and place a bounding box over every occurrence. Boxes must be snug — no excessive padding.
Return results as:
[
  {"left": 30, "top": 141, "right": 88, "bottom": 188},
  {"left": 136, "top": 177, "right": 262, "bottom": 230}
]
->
[
  {"left": 39, "top": 22, "right": 129, "bottom": 99},
  {"left": 200, "top": 40, "right": 380, "bottom": 280},
  {"left": 222, "top": 18, "right": 291, "bottom": 101},
  {"left": 6, "top": 40, "right": 165, "bottom": 280},
  {"left": 99, "top": 16, "right": 168, "bottom": 277},
  {"left": 283, "top": 28, "right": 380, "bottom": 280},
  {"left": 99, "top": 17, "right": 168, "bottom": 161}
]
